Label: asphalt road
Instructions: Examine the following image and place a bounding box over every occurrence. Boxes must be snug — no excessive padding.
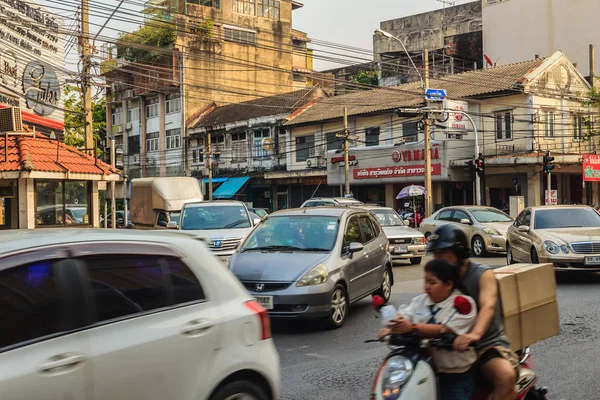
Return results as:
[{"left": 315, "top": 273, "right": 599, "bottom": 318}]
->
[{"left": 272, "top": 256, "right": 600, "bottom": 400}]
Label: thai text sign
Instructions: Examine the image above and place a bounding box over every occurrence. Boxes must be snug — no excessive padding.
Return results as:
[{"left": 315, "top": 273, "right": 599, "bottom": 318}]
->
[
  {"left": 583, "top": 154, "right": 600, "bottom": 182},
  {"left": 353, "top": 164, "right": 442, "bottom": 180}
]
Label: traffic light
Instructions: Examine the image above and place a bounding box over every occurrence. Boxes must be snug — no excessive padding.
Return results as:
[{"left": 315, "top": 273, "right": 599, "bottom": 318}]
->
[
  {"left": 543, "top": 151, "right": 555, "bottom": 174},
  {"left": 475, "top": 157, "right": 484, "bottom": 177}
]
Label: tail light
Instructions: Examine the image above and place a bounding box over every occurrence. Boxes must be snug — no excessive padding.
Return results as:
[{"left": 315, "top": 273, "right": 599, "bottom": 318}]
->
[{"left": 245, "top": 300, "right": 272, "bottom": 340}]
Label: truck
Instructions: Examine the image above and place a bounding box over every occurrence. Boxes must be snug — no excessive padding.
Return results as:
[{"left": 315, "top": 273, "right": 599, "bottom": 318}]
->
[{"left": 129, "top": 177, "right": 204, "bottom": 229}]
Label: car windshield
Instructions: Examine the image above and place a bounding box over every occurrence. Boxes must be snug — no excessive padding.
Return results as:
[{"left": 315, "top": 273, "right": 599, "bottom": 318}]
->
[
  {"left": 241, "top": 215, "right": 339, "bottom": 252},
  {"left": 180, "top": 205, "right": 250, "bottom": 230},
  {"left": 534, "top": 208, "right": 600, "bottom": 229},
  {"left": 252, "top": 209, "right": 268, "bottom": 218},
  {"left": 68, "top": 208, "right": 87, "bottom": 220},
  {"left": 372, "top": 209, "right": 405, "bottom": 227},
  {"left": 469, "top": 208, "right": 513, "bottom": 223}
]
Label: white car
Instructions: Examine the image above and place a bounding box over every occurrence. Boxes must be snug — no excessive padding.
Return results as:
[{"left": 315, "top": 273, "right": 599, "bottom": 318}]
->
[{"left": 0, "top": 229, "right": 279, "bottom": 400}]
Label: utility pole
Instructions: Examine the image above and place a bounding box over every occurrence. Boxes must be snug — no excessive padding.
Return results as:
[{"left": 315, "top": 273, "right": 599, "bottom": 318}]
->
[
  {"left": 590, "top": 44, "right": 596, "bottom": 88},
  {"left": 207, "top": 132, "right": 213, "bottom": 200},
  {"left": 343, "top": 107, "right": 350, "bottom": 197},
  {"left": 423, "top": 49, "right": 433, "bottom": 217},
  {"left": 80, "top": 0, "right": 94, "bottom": 156}
]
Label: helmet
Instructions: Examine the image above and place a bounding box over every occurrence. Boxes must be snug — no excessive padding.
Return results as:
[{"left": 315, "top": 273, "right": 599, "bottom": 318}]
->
[{"left": 426, "top": 224, "right": 470, "bottom": 262}]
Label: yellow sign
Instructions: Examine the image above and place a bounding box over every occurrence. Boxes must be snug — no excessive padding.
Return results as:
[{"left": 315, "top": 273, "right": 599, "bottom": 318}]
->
[{"left": 262, "top": 137, "right": 274, "bottom": 152}]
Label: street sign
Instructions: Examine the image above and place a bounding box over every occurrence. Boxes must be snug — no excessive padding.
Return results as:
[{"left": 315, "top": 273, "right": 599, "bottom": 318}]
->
[
  {"left": 425, "top": 88, "right": 447, "bottom": 102},
  {"left": 545, "top": 190, "right": 557, "bottom": 206}
]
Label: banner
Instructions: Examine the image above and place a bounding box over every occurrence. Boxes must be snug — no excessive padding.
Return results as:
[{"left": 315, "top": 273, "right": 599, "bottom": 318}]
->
[
  {"left": 353, "top": 164, "right": 442, "bottom": 180},
  {"left": 583, "top": 154, "right": 600, "bottom": 181}
]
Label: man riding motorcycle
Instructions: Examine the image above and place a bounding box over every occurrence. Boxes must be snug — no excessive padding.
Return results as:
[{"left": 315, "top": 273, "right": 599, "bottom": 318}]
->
[{"left": 426, "top": 225, "right": 518, "bottom": 400}]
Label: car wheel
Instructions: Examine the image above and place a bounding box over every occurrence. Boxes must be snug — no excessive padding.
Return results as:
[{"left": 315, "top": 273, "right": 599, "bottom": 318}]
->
[
  {"left": 506, "top": 245, "right": 514, "bottom": 265},
  {"left": 326, "top": 284, "right": 349, "bottom": 329},
  {"left": 210, "top": 379, "right": 269, "bottom": 400},
  {"left": 374, "top": 267, "right": 392, "bottom": 303},
  {"left": 531, "top": 247, "right": 539, "bottom": 264},
  {"left": 471, "top": 236, "right": 486, "bottom": 257},
  {"left": 409, "top": 257, "right": 422, "bottom": 265}
]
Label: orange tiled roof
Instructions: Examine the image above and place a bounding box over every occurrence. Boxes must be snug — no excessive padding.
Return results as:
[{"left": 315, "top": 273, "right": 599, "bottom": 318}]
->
[{"left": 0, "top": 133, "right": 120, "bottom": 175}]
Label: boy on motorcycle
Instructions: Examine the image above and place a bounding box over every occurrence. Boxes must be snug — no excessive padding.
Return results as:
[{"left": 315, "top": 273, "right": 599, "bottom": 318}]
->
[{"left": 426, "top": 225, "right": 519, "bottom": 400}]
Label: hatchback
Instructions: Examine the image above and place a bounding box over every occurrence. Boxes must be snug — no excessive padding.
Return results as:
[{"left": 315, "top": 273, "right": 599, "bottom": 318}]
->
[
  {"left": 228, "top": 207, "right": 393, "bottom": 328},
  {"left": 0, "top": 229, "right": 279, "bottom": 400}
]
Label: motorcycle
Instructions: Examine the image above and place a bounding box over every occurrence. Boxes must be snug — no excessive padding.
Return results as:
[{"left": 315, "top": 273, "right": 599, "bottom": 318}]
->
[{"left": 369, "top": 296, "right": 549, "bottom": 400}]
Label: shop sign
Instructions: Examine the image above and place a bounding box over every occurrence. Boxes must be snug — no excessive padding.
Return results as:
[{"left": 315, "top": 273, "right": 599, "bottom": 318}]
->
[
  {"left": 331, "top": 155, "right": 356, "bottom": 164},
  {"left": 392, "top": 147, "right": 440, "bottom": 163},
  {"left": 442, "top": 100, "right": 469, "bottom": 131},
  {"left": 583, "top": 154, "right": 600, "bottom": 181},
  {"left": 353, "top": 164, "right": 442, "bottom": 180}
]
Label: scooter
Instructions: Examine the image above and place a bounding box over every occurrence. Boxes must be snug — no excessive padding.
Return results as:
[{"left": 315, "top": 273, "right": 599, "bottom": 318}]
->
[{"left": 369, "top": 296, "right": 549, "bottom": 400}]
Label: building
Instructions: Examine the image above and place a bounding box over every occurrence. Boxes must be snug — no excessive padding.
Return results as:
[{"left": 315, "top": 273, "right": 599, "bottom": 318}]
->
[
  {"left": 374, "top": 1, "right": 483, "bottom": 87},
  {"left": 0, "top": 0, "right": 65, "bottom": 136},
  {"left": 483, "top": 0, "right": 600, "bottom": 81},
  {"left": 103, "top": 0, "right": 314, "bottom": 179},
  {"left": 186, "top": 87, "right": 325, "bottom": 209}
]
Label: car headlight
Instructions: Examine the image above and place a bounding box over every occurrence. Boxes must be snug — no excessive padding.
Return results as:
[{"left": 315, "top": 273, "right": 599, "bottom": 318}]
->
[
  {"left": 483, "top": 227, "right": 501, "bottom": 235},
  {"left": 411, "top": 236, "right": 425, "bottom": 245},
  {"left": 543, "top": 240, "right": 560, "bottom": 255},
  {"left": 296, "top": 264, "right": 328, "bottom": 287},
  {"left": 380, "top": 356, "right": 413, "bottom": 400},
  {"left": 560, "top": 245, "right": 569, "bottom": 254}
]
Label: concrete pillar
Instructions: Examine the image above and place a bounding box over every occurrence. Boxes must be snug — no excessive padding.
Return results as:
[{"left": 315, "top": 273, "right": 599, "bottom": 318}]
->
[
  {"left": 593, "top": 182, "right": 599, "bottom": 206},
  {"left": 527, "top": 171, "right": 541, "bottom": 207},
  {"left": 18, "top": 178, "right": 35, "bottom": 229},
  {"left": 92, "top": 181, "right": 100, "bottom": 228},
  {"left": 433, "top": 183, "right": 443, "bottom": 210},
  {"left": 385, "top": 184, "right": 395, "bottom": 208}
]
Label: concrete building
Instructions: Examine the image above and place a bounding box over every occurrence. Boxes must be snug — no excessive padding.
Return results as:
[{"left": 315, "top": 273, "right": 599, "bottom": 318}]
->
[{"left": 483, "top": 0, "right": 600, "bottom": 80}]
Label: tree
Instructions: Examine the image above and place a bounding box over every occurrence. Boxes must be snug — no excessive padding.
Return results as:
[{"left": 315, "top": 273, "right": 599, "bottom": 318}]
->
[
  {"left": 63, "top": 85, "right": 107, "bottom": 156},
  {"left": 117, "top": 16, "right": 177, "bottom": 62},
  {"left": 349, "top": 70, "right": 379, "bottom": 87}
]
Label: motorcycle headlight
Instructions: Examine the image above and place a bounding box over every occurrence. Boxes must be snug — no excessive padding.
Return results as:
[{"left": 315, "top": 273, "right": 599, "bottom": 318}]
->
[
  {"left": 380, "top": 356, "right": 413, "bottom": 400},
  {"left": 411, "top": 236, "right": 425, "bottom": 245},
  {"left": 543, "top": 240, "right": 560, "bottom": 255},
  {"left": 296, "top": 264, "right": 328, "bottom": 287},
  {"left": 483, "top": 227, "right": 500, "bottom": 235}
]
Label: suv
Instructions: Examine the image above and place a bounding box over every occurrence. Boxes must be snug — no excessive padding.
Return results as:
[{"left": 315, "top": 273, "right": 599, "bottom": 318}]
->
[
  {"left": 0, "top": 229, "right": 279, "bottom": 400},
  {"left": 178, "top": 201, "right": 261, "bottom": 266},
  {"left": 300, "top": 197, "right": 364, "bottom": 208}
]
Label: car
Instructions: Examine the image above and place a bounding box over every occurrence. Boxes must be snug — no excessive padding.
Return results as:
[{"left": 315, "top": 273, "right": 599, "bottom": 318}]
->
[
  {"left": 228, "top": 207, "right": 393, "bottom": 329},
  {"left": 367, "top": 206, "right": 426, "bottom": 265},
  {"left": 0, "top": 229, "right": 279, "bottom": 400},
  {"left": 300, "top": 197, "right": 364, "bottom": 208},
  {"left": 249, "top": 208, "right": 270, "bottom": 218},
  {"left": 419, "top": 206, "right": 513, "bottom": 257},
  {"left": 101, "top": 210, "right": 132, "bottom": 228},
  {"left": 178, "top": 201, "right": 262, "bottom": 267},
  {"left": 506, "top": 205, "right": 600, "bottom": 271}
]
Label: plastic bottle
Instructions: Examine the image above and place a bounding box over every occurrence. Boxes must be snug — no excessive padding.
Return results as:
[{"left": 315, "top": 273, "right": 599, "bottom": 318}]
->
[{"left": 380, "top": 304, "right": 397, "bottom": 326}]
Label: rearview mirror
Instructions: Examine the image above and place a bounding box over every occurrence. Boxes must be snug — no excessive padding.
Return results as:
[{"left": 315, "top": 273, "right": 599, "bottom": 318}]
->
[
  {"left": 460, "top": 218, "right": 472, "bottom": 225},
  {"left": 518, "top": 225, "right": 530, "bottom": 233},
  {"left": 167, "top": 221, "right": 178, "bottom": 229},
  {"left": 253, "top": 218, "right": 261, "bottom": 226}
]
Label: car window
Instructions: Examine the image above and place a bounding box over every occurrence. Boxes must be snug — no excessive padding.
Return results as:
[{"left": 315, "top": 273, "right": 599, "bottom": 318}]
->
[
  {"left": 514, "top": 210, "right": 525, "bottom": 227},
  {"left": 436, "top": 209, "right": 453, "bottom": 221},
  {"left": 358, "top": 216, "right": 376, "bottom": 243},
  {"left": 522, "top": 210, "right": 531, "bottom": 227},
  {"left": 158, "top": 212, "right": 168, "bottom": 225},
  {"left": 368, "top": 215, "right": 381, "bottom": 237},
  {"left": 343, "top": 216, "right": 362, "bottom": 248},
  {"left": 82, "top": 255, "right": 205, "bottom": 324},
  {"left": 180, "top": 204, "right": 251, "bottom": 230},
  {"left": 0, "top": 261, "right": 66, "bottom": 349},
  {"left": 533, "top": 208, "right": 600, "bottom": 229},
  {"left": 468, "top": 208, "right": 513, "bottom": 223},
  {"left": 452, "top": 210, "right": 470, "bottom": 223}
]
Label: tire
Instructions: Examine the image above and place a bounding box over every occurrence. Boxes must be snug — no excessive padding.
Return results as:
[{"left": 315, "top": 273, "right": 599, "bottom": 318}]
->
[
  {"left": 409, "top": 257, "right": 422, "bottom": 265},
  {"left": 471, "top": 235, "right": 487, "bottom": 257},
  {"left": 210, "top": 379, "right": 269, "bottom": 400},
  {"left": 326, "top": 284, "right": 349, "bottom": 329},
  {"left": 531, "top": 247, "right": 539, "bottom": 264},
  {"left": 506, "top": 244, "right": 515, "bottom": 265},
  {"left": 374, "top": 267, "right": 392, "bottom": 303}
]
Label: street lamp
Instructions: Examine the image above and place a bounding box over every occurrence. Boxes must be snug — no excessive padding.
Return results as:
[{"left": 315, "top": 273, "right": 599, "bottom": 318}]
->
[{"left": 374, "top": 28, "right": 424, "bottom": 89}]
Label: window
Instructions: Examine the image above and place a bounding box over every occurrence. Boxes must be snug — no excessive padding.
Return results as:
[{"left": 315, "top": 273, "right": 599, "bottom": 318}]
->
[
  {"left": 452, "top": 210, "right": 470, "bottom": 223},
  {"left": 365, "top": 127, "right": 380, "bottom": 147},
  {"left": 0, "top": 261, "right": 66, "bottom": 349},
  {"left": 495, "top": 110, "right": 513, "bottom": 140},
  {"left": 146, "top": 132, "right": 159, "bottom": 152},
  {"left": 358, "top": 216, "right": 376, "bottom": 243},
  {"left": 166, "top": 94, "right": 181, "bottom": 114},
  {"left": 166, "top": 128, "right": 181, "bottom": 150},
  {"left": 146, "top": 97, "right": 159, "bottom": 119},
  {"left": 83, "top": 255, "right": 205, "bottom": 324},
  {"left": 254, "top": 129, "right": 271, "bottom": 158},
  {"left": 192, "top": 148, "right": 204, "bottom": 164},
  {"left": 343, "top": 216, "right": 362, "bottom": 248},
  {"left": 543, "top": 110, "right": 555, "bottom": 138},
  {"left": 296, "top": 135, "right": 314, "bottom": 162},
  {"left": 369, "top": 215, "right": 381, "bottom": 237},
  {"left": 257, "top": 0, "right": 279, "bottom": 19},
  {"left": 35, "top": 180, "right": 90, "bottom": 226},
  {"left": 232, "top": 132, "right": 246, "bottom": 141},
  {"left": 128, "top": 135, "right": 141, "bottom": 155},
  {"left": 573, "top": 114, "right": 584, "bottom": 140},
  {"left": 112, "top": 106, "right": 123, "bottom": 125},
  {"left": 436, "top": 209, "right": 453, "bottom": 221},
  {"left": 213, "top": 134, "right": 225, "bottom": 144},
  {"left": 127, "top": 108, "right": 140, "bottom": 122},
  {"left": 326, "top": 132, "right": 342, "bottom": 151},
  {"left": 402, "top": 122, "right": 418, "bottom": 142},
  {"left": 231, "top": 132, "right": 248, "bottom": 160},
  {"left": 521, "top": 210, "right": 531, "bottom": 227},
  {"left": 232, "top": 0, "right": 255, "bottom": 15},
  {"left": 224, "top": 25, "right": 257, "bottom": 45},
  {"left": 186, "top": 0, "right": 220, "bottom": 7}
]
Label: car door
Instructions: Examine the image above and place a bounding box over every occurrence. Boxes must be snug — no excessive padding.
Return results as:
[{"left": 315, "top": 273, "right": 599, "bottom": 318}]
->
[
  {"left": 342, "top": 214, "right": 370, "bottom": 301},
  {"left": 357, "top": 214, "right": 385, "bottom": 292},
  {"left": 426, "top": 208, "right": 453, "bottom": 233},
  {"left": 0, "top": 255, "right": 91, "bottom": 400},
  {"left": 511, "top": 209, "right": 532, "bottom": 262},
  {"left": 75, "top": 244, "right": 221, "bottom": 400},
  {"left": 451, "top": 210, "right": 474, "bottom": 240}
]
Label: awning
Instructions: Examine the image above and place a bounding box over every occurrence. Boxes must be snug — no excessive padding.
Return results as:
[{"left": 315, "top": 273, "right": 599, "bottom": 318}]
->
[
  {"left": 202, "top": 177, "right": 228, "bottom": 183},
  {"left": 213, "top": 176, "right": 250, "bottom": 199}
]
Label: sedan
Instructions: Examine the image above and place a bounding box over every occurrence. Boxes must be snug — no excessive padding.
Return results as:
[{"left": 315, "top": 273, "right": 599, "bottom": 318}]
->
[
  {"left": 507, "top": 205, "right": 600, "bottom": 271},
  {"left": 228, "top": 207, "right": 393, "bottom": 329},
  {"left": 419, "top": 206, "right": 513, "bottom": 257}
]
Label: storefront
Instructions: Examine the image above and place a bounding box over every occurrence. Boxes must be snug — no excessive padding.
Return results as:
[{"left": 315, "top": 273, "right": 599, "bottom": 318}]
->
[{"left": 326, "top": 140, "right": 476, "bottom": 209}]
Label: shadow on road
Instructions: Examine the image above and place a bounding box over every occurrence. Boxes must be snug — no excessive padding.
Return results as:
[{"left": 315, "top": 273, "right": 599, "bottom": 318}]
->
[{"left": 555, "top": 270, "right": 600, "bottom": 284}]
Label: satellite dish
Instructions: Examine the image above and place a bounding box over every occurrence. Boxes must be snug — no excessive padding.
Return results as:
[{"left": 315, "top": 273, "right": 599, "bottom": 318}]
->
[{"left": 484, "top": 54, "right": 494, "bottom": 67}]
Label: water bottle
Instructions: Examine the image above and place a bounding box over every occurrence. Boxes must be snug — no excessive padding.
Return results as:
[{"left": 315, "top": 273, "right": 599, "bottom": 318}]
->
[{"left": 380, "top": 304, "right": 397, "bottom": 326}]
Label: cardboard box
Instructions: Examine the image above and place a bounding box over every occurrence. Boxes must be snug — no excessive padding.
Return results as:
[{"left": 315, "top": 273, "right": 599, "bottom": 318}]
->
[{"left": 494, "top": 263, "right": 560, "bottom": 349}]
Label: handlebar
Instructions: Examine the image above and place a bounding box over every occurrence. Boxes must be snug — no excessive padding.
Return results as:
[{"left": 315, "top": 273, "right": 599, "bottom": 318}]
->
[{"left": 366, "top": 332, "right": 473, "bottom": 351}]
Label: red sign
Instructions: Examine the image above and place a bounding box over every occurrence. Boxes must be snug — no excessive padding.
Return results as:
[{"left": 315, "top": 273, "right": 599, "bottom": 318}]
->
[
  {"left": 331, "top": 155, "right": 356, "bottom": 164},
  {"left": 583, "top": 154, "right": 600, "bottom": 181},
  {"left": 392, "top": 147, "right": 440, "bottom": 163},
  {"left": 353, "top": 164, "right": 442, "bottom": 180}
]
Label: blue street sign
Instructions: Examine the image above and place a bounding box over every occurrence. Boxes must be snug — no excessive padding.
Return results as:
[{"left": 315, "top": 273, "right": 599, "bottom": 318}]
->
[{"left": 425, "top": 88, "right": 447, "bottom": 101}]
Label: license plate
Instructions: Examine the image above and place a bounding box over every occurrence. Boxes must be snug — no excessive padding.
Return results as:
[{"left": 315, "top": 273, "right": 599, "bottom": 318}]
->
[
  {"left": 254, "top": 296, "right": 274, "bottom": 310},
  {"left": 584, "top": 256, "right": 600, "bottom": 265},
  {"left": 219, "top": 257, "right": 230, "bottom": 267},
  {"left": 395, "top": 246, "right": 408, "bottom": 253}
]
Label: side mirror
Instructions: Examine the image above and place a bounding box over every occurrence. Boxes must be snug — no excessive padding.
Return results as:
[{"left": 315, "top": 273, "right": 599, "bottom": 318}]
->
[
  {"left": 348, "top": 242, "right": 364, "bottom": 253},
  {"left": 253, "top": 218, "right": 261, "bottom": 226},
  {"left": 460, "top": 218, "right": 472, "bottom": 225},
  {"left": 167, "top": 221, "right": 178, "bottom": 229},
  {"left": 518, "top": 225, "right": 530, "bottom": 233}
]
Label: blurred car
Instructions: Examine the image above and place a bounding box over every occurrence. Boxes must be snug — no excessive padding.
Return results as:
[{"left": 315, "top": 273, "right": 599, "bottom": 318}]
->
[
  {"left": 101, "top": 210, "right": 132, "bottom": 228},
  {"left": 419, "top": 206, "right": 513, "bottom": 257},
  {"left": 507, "top": 205, "right": 600, "bottom": 271},
  {"left": 228, "top": 207, "right": 393, "bottom": 329},
  {"left": 367, "top": 206, "right": 426, "bottom": 265},
  {"left": 300, "top": 197, "right": 364, "bottom": 208},
  {"left": 249, "top": 208, "right": 270, "bottom": 218},
  {"left": 37, "top": 204, "right": 89, "bottom": 225},
  {"left": 0, "top": 229, "right": 279, "bottom": 400}
]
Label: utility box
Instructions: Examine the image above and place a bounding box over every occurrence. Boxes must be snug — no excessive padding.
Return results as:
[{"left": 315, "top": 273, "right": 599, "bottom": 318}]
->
[{"left": 509, "top": 196, "right": 525, "bottom": 218}]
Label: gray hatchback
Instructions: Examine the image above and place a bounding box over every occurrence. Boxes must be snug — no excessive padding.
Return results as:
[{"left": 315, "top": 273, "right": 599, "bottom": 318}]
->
[{"left": 228, "top": 207, "right": 393, "bottom": 328}]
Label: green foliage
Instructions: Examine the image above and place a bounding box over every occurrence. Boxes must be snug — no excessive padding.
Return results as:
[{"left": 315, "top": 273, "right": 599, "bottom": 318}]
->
[
  {"left": 117, "top": 16, "right": 176, "bottom": 62},
  {"left": 63, "top": 85, "right": 106, "bottom": 156},
  {"left": 349, "top": 70, "right": 379, "bottom": 87}
]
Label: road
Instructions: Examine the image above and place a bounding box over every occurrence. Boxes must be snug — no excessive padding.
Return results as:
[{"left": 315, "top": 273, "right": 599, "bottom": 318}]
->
[{"left": 272, "top": 256, "right": 600, "bottom": 400}]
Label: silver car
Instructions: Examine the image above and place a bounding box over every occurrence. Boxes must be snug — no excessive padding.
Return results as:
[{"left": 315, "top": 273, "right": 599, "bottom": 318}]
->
[
  {"left": 367, "top": 207, "right": 426, "bottom": 265},
  {"left": 300, "top": 197, "right": 364, "bottom": 208},
  {"left": 228, "top": 207, "right": 393, "bottom": 329}
]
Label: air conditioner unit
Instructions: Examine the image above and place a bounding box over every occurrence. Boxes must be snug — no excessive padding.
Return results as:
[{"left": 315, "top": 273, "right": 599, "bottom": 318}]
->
[
  {"left": 0, "top": 107, "right": 23, "bottom": 132},
  {"left": 125, "top": 122, "right": 133, "bottom": 130},
  {"left": 116, "top": 126, "right": 123, "bottom": 133},
  {"left": 306, "top": 157, "right": 319, "bottom": 168},
  {"left": 124, "top": 89, "right": 134, "bottom": 99}
]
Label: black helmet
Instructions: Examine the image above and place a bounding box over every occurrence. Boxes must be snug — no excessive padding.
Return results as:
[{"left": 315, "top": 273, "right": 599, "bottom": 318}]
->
[{"left": 426, "top": 224, "right": 470, "bottom": 262}]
